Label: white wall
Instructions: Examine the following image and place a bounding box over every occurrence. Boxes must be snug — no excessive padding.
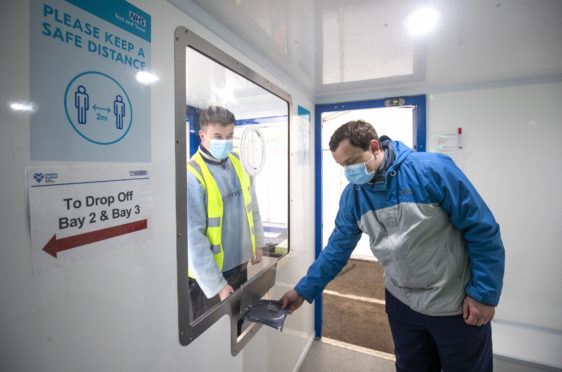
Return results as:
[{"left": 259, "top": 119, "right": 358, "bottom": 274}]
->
[
  {"left": 428, "top": 81, "right": 562, "bottom": 368},
  {"left": 0, "top": 1, "right": 315, "bottom": 371}
]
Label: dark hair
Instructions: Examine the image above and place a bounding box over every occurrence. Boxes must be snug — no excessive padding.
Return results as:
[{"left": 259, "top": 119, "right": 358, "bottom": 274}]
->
[
  {"left": 329, "top": 120, "right": 379, "bottom": 151},
  {"left": 199, "top": 106, "right": 236, "bottom": 129}
]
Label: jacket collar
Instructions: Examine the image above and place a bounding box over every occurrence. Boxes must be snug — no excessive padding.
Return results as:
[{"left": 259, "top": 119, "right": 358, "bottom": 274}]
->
[
  {"left": 199, "top": 145, "right": 229, "bottom": 167},
  {"left": 359, "top": 138, "right": 412, "bottom": 190},
  {"left": 372, "top": 138, "right": 396, "bottom": 185}
]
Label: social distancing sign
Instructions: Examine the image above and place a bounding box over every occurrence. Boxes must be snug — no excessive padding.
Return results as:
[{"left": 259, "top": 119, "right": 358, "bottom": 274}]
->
[
  {"left": 27, "top": 165, "right": 153, "bottom": 274},
  {"left": 30, "top": 0, "right": 151, "bottom": 162}
]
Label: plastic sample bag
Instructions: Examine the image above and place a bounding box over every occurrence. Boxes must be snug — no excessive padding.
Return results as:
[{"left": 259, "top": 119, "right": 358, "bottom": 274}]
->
[{"left": 241, "top": 300, "right": 289, "bottom": 331}]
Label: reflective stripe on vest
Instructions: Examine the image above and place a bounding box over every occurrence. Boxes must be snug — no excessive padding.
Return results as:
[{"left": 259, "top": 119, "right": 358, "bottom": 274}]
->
[{"left": 186, "top": 151, "right": 255, "bottom": 278}]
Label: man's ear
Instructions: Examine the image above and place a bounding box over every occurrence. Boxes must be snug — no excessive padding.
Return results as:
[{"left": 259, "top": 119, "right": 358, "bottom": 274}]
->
[
  {"left": 199, "top": 130, "right": 205, "bottom": 142},
  {"left": 370, "top": 139, "right": 380, "bottom": 153}
]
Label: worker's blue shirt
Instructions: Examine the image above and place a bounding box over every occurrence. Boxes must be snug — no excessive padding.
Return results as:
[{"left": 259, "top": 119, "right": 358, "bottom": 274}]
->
[{"left": 187, "top": 147, "right": 264, "bottom": 298}]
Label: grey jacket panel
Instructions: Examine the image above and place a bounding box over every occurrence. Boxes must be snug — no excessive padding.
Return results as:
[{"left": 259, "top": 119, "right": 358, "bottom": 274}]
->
[{"left": 359, "top": 202, "right": 471, "bottom": 315}]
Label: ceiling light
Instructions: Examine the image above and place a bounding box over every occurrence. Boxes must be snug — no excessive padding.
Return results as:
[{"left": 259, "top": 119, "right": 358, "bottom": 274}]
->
[
  {"left": 213, "top": 87, "right": 236, "bottom": 105},
  {"left": 9, "top": 101, "right": 37, "bottom": 112},
  {"left": 405, "top": 7, "right": 440, "bottom": 37},
  {"left": 136, "top": 70, "right": 159, "bottom": 84}
]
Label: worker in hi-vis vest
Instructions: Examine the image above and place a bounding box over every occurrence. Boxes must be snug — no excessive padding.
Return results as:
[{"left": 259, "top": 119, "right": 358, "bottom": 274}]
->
[{"left": 187, "top": 106, "right": 264, "bottom": 320}]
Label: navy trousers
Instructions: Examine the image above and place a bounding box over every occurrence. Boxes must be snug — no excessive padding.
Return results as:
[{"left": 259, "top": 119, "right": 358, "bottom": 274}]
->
[{"left": 385, "top": 290, "right": 493, "bottom": 372}]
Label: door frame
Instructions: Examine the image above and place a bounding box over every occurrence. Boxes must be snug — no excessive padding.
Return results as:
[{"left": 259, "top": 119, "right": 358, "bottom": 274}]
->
[{"left": 313, "top": 95, "right": 426, "bottom": 337}]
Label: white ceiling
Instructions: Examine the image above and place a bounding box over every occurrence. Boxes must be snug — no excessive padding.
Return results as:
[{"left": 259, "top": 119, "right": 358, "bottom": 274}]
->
[{"left": 171, "top": 0, "right": 562, "bottom": 100}]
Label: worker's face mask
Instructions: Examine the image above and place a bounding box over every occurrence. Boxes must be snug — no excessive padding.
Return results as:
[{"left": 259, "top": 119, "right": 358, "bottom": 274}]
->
[
  {"left": 205, "top": 134, "right": 234, "bottom": 160},
  {"left": 343, "top": 153, "right": 375, "bottom": 185}
]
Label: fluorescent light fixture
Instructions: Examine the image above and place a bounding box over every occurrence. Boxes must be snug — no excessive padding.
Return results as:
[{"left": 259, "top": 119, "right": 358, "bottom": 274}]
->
[
  {"left": 9, "top": 101, "right": 37, "bottom": 112},
  {"left": 213, "top": 87, "right": 235, "bottom": 105},
  {"left": 405, "top": 7, "right": 440, "bottom": 36},
  {"left": 136, "top": 70, "right": 159, "bottom": 84}
]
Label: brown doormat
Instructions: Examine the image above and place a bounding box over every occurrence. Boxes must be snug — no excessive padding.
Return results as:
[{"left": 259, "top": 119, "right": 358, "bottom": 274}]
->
[
  {"left": 323, "top": 259, "right": 395, "bottom": 354},
  {"left": 325, "top": 258, "right": 386, "bottom": 300}
]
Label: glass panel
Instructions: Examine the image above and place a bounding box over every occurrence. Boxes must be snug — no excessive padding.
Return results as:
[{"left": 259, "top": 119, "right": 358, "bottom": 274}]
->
[{"left": 185, "top": 47, "right": 289, "bottom": 324}]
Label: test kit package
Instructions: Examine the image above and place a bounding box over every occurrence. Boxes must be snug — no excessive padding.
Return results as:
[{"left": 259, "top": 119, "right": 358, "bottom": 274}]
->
[{"left": 242, "top": 300, "right": 289, "bottom": 331}]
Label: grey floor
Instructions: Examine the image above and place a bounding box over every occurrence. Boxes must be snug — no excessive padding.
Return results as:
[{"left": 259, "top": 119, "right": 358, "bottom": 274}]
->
[
  {"left": 299, "top": 339, "right": 560, "bottom": 372},
  {"left": 299, "top": 340, "right": 395, "bottom": 372}
]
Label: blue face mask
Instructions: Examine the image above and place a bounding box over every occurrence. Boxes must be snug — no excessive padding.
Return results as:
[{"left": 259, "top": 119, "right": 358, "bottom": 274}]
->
[
  {"left": 207, "top": 137, "right": 234, "bottom": 160},
  {"left": 343, "top": 154, "right": 375, "bottom": 185},
  {"left": 204, "top": 133, "right": 234, "bottom": 159}
]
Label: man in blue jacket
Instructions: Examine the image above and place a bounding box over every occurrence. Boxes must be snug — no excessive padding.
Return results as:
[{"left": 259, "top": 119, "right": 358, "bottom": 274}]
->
[{"left": 281, "top": 120, "right": 504, "bottom": 371}]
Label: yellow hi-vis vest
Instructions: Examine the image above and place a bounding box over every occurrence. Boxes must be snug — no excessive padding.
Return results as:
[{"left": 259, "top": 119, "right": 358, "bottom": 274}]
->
[{"left": 186, "top": 151, "right": 256, "bottom": 278}]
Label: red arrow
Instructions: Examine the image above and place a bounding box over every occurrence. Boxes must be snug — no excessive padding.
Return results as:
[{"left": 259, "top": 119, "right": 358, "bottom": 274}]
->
[{"left": 43, "top": 219, "right": 148, "bottom": 258}]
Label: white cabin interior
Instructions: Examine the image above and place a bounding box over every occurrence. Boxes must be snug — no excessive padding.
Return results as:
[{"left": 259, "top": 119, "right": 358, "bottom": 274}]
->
[{"left": 1, "top": 0, "right": 561, "bottom": 371}]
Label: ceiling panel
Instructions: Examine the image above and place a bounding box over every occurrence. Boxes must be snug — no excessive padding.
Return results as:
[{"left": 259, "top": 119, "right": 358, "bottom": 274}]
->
[{"left": 170, "top": 0, "right": 562, "bottom": 98}]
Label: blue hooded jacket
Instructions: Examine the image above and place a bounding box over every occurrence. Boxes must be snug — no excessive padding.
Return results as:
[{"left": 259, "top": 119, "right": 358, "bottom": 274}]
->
[{"left": 295, "top": 141, "right": 504, "bottom": 315}]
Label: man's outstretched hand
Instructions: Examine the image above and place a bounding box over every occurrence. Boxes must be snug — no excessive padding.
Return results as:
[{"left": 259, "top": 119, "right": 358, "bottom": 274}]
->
[{"left": 280, "top": 289, "right": 305, "bottom": 315}]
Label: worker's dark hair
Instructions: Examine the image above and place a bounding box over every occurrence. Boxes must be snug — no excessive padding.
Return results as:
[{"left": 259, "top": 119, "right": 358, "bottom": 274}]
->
[
  {"left": 199, "top": 106, "right": 236, "bottom": 129},
  {"left": 329, "top": 120, "right": 379, "bottom": 152}
]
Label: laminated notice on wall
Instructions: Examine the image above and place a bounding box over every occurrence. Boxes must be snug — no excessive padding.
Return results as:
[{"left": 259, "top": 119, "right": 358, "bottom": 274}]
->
[
  {"left": 430, "top": 128, "right": 466, "bottom": 169},
  {"left": 26, "top": 165, "right": 153, "bottom": 274},
  {"left": 29, "top": 0, "right": 151, "bottom": 162}
]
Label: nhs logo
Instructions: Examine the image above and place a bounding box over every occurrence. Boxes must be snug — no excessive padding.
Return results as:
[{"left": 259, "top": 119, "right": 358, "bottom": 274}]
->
[{"left": 128, "top": 10, "right": 146, "bottom": 27}]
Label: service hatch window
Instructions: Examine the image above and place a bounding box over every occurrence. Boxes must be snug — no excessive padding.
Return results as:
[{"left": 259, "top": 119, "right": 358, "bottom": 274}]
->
[{"left": 174, "top": 27, "right": 290, "bottom": 350}]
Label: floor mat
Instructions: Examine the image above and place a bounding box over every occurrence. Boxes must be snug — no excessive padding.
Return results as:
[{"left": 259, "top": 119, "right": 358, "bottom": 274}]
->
[{"left": 323, "top": 259, "right": 395, "bottom": 354}]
